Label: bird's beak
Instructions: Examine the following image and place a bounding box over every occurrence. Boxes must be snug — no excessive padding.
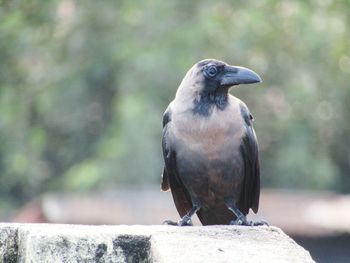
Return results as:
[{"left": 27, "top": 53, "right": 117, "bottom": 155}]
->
[{"left": 220, "top": 65, "right": 262, "bottom": 86}]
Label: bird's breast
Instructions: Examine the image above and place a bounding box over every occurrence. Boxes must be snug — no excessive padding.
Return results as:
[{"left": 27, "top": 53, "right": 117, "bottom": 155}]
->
[
  {"left": 166, "top": 96, "right": 247, "bottom": 203},
  {"left": 170, "top": 98, "right": 245, "bottom": 156}
]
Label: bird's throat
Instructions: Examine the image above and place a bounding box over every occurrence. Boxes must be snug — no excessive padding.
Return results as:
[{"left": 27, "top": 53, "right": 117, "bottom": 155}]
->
[{"left": 192, "top": 90, "right": 228, "bottom": 116}]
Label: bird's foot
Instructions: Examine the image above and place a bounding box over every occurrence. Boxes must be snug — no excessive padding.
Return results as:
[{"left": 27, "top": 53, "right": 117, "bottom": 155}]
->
[
  {"left": 162, "top": 219, "right": 178, "bottom": 226},
  {"left": 177, "top": 215, "right": 193, "bottom": 226},
  {"left": 253, "top": 220, "right": 269, "bottom": 226},
  {"left": 162, "top": 216, "right": 193, "bottom": 226},
  {"left": 229, "top": 217, "right": 251, "bottom": 226},
  {"left": 230, "top": 217, "right": 269, "bottom": 226}
]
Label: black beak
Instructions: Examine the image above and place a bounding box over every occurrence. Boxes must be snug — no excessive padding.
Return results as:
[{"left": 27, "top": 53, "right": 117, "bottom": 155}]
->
[{"left": 220, "top": 65, "right": 262, "bottom": 86}]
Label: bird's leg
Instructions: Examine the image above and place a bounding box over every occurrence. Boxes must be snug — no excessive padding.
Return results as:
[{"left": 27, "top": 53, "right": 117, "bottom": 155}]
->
[
  {"left": 177, "top": 204, "right": 201, "bottom": 226},
  {"left": 162, "top": 204, "right": 201, "bottom": 227},
  {"left": 226, "top": 200, "right": 249, "bottom": 226},
  {"left": 225, "top": 199, "right": 268, "bottom": 226}
]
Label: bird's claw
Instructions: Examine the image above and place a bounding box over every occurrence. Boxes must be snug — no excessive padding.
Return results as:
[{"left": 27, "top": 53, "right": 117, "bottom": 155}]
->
[
  {"left": 253, "top": 220, "right": 269, "bottom": 226},
  {"left": 162, "top": 220, "right": 178, "bottom": 226},
  {"left": 230, "top": 217, "right": 250, "bottom": 226},
  {"left": 162, "top": 217, "right": 193, "bottom": 226},
  {"left": 177, "top": 215, "right": 193, "bottom": 226},
  {"left": 230, "top": 217, "right": 268, "bottom": 226}
]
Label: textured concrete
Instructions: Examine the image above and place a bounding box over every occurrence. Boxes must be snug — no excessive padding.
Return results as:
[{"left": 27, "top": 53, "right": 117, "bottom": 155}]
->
[
  {"left": 0, "top": 225, "right": 18, "bottom": 263},
  {"left": 0, "top": 223, "right": 314, "bottom": 263}
]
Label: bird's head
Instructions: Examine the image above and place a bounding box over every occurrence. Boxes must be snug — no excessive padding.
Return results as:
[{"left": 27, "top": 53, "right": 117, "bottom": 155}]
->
[{"left": 181, "top": 59, "right": 262, "bottom": 95}]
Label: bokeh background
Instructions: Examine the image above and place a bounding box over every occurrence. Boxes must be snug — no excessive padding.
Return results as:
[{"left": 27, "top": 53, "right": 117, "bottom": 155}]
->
[{"left": 1, "top": 1, "right": 350, "bottom": 262}]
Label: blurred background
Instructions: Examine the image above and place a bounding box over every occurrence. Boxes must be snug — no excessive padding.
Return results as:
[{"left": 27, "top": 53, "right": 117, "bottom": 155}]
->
[{"left": 1, "top": 0, "right": 350, "bottom": 262}]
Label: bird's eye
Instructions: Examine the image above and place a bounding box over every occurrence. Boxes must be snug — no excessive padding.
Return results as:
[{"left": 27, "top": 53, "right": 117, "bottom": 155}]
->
[{"left": 207, "top": 66, "right": 218, "bottom": 77}]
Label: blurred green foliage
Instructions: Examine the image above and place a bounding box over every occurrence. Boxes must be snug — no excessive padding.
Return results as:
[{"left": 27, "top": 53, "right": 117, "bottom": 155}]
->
[{"left": 0, "top": 0, "right": 350, "bottom": 211}]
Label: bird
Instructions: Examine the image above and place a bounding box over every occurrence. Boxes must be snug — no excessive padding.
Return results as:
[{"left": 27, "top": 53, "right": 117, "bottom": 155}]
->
[{"left": 161, "top": 59, "right": 264, "bottom": 226}]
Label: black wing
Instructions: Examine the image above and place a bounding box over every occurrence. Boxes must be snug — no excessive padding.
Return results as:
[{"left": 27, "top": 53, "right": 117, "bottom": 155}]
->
[
  {"left": 161, "top": 106, "right": 193, "bottom": 217},
  {"left": 238, "top": 103, "right": 260, "bottom": 214},
  {"left": 161, "top": 108, "right": 171, "bottom": 191}
]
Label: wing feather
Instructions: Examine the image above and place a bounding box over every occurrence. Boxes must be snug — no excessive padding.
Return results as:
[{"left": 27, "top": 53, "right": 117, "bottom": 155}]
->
[
  {"left": 238, "top": 104, "right": 260, "bottom": 214},
  {"left": 161, "top": 106, "right": 193, "bottom": 217}
]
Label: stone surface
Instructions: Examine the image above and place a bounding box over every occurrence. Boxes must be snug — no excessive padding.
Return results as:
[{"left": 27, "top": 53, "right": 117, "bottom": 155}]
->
[
  {"left": 0, "top": 225, "right": 18, "bottom": 263},
  {"left": 0, "top": 223, "right": 314, "bottom": 263}
]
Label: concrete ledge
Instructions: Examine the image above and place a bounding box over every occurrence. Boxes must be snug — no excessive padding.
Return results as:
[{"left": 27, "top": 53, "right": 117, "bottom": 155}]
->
[{"left": 0, "top": 223, "right": 314, "bottom": 262}]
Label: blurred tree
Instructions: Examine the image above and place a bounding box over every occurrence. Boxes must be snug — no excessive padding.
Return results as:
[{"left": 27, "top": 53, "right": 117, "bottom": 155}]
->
[{"left": 0, "top": 0, "right": 349, "bottom": 214}]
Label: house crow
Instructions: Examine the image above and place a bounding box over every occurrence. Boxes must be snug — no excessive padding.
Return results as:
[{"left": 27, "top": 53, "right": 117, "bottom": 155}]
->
[{"left": 161, "top": 59, "right": 264, "bottom": 226}]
